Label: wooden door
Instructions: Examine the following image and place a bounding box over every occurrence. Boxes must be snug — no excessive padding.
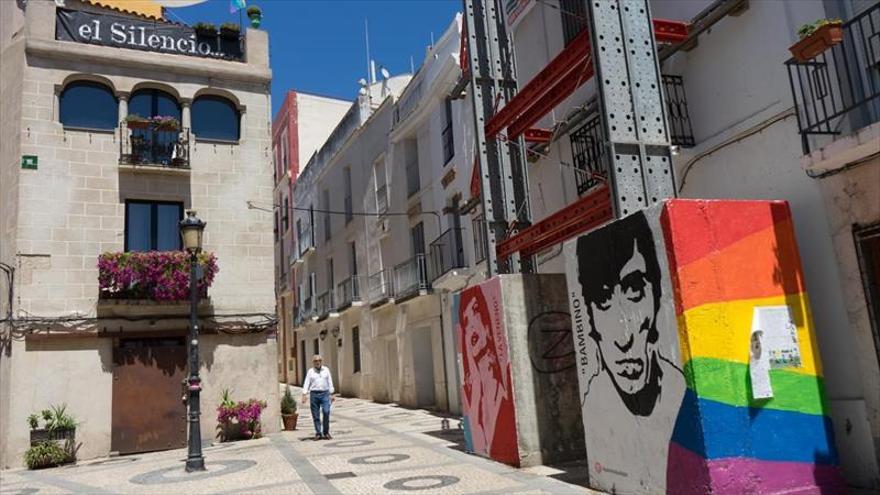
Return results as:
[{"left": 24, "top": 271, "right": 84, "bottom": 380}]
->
[{"left": 111, "top": 337, "right": 187, "bottom": 454}]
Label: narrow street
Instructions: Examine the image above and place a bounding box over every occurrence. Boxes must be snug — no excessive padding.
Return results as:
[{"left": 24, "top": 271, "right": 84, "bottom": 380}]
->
[{"left": 0, "top": 392, "right": 594, "bottom": 494}]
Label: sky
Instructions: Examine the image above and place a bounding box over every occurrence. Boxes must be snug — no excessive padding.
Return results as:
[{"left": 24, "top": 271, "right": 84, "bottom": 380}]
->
[{"left": 168, "top": 0, "right": 462, "bottom": 118}]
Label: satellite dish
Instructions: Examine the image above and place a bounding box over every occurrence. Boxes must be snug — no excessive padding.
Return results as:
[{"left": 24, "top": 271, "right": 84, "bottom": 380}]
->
[
  {"left": 357, "top": 78, "right": 368, "bottom": 87},
  {"left": 358, "top": 87, "right": 368, "bottom": 96},
  {"left": 380, "top": 66, "right": 390, "bottom": 80}
]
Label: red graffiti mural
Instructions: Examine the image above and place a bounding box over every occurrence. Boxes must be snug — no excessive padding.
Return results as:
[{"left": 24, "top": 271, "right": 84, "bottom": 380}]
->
[{"left": 456, "top": 278, "right": 519, "bottom": 466}]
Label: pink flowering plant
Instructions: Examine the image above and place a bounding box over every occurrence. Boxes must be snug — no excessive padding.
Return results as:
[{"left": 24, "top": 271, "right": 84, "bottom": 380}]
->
[
  {"left": 97, "top": 251, "right": 218, "bottom": 301},
  {"left": 217, "top": 392, "right": 267, "bottom": 441},
  {"left": 150, "top": 115, "right": 180, "bottom": 131}
]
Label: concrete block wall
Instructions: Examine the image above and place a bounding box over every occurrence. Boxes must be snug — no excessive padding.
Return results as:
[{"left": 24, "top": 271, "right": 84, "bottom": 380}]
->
[{"left": 564, "top": 199, "right": 844, "bottom": 494}]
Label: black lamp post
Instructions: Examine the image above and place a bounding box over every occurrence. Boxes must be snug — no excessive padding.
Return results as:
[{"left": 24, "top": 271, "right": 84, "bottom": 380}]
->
[{"left": 180, "top": 210, "right": 206, "bottom": 472}]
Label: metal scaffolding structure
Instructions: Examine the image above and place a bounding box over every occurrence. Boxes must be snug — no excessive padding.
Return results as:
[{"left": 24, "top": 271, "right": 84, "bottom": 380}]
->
[{"left": 463, "top": 0, "right": 687, "bottom": 274}]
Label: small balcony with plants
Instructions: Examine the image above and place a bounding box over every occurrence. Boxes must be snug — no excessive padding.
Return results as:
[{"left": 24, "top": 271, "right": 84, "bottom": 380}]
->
[
  {"left": 336, "top": 275, "right": 364, "bottom": 312},
  {"left": 96, "top": 251, "right": 217, "bottom": 317},
  {"left": 367, "top": 268, "right": 394, "bottom": 307},
  {"left": 785, "top": 6, "right": 880, "bottom": 155},
  {"left": 393, "top": 254, "right": 431, "bottom": 303},
  {"left": 119, "top": 115, "right": 190, "bottom": 172}
]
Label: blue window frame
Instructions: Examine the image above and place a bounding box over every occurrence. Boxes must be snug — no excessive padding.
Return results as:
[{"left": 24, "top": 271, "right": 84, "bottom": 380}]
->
[
  {"left": 125, "top": 200, "right": 184, "bottom": 252},
  {"left": 192, "top": 95, "right": 240, "bottom": 142},
  {"left": 59, "top": 81, "right": 118, "bottom": 130}
]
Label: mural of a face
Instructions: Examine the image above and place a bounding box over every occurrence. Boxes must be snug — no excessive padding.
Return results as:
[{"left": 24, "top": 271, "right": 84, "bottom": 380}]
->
[
  {"left": 590, "top": 240, "right": 656, "bottom": 394},
  {"left": 577, "top": 212, "right": 663, "bottom": 416},
  {"left": 464, "top": 298, "right": 492, "bottom": 365}
]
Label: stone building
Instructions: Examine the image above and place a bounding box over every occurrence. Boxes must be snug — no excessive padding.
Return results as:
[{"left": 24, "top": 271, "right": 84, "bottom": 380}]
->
[
  {"left": 0, "top": 0, "right": 278, "bottom": 467},
  {"left": 272, "top": 90, "right": 349, "bottom": 384}
]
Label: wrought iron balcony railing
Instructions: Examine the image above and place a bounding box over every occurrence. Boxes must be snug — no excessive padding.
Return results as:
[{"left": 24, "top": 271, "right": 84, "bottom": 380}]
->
[
  {"left": 569, "top": 74, "right": 694, "bottom": 195},
  {"left": 785, "top": 4, "right": 880, "bottom": 154},
  {"left": 119, "top": 121, "right": 190, "bottom": 168},
  {"left": 393, "top": 254, "right": 431, "bottom": 300},
  {"left": 429, "top": 228, "right": 466, "bottom": 281},
  {"left": 302, "top": 296, "right": 315, "bottom": 321},
  {"left": 297, "top": 224, "right": 315, "bottom": 259},
  {"left": 316, "top": 290, "right": 336, "bottom": 320},
  {"left": 336, "top": 275, "right": 364, "bottom": 310},
  {"left": 367, "top": 268, "right": 394, "bottom": 305}
]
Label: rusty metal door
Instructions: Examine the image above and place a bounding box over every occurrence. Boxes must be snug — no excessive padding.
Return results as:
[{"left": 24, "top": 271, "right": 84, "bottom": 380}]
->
[{"left": 112, "top": 338, "right": 187, "bottom": 454}]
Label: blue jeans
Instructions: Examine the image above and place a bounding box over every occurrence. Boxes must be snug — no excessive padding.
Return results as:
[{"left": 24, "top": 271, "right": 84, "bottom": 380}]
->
[{"left": 309, "top": 390, "right": 331, "bottom": 436}]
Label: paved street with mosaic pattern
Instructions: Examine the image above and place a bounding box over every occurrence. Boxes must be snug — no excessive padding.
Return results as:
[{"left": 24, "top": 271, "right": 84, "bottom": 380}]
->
[{"left": 0, "top": 392, "right": 596, "bottom": 494}]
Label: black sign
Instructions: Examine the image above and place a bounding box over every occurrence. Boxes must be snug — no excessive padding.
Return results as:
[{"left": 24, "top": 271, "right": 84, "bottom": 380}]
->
[{"left": 55, "top": 8, "right": 243, "bottom": 61}]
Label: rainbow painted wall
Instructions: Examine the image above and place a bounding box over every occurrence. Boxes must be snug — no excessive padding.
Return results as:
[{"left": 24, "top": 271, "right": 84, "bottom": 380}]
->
[
  {"left": 565, "top": 199, "right": 845, "bottom": 494},
  {"left": 663, "top": 200, "right": 844, "bottom": 493}
]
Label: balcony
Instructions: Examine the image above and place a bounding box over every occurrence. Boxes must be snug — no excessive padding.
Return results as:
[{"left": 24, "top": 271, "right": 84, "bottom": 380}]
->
[
  {"left": 96, "top": 251, "right": 215, "bottom": 318},
  {"left": 303, "top": 296, "right": 316, "bottom": 322},
  {"left": 297, "top": 225, "right": 315, "bottom": 259},
  {"left": 119, "top": 120, "right": 190, "bottom": 171},
  {"left": 316, "top": 290, "right": 338, "bottom": 321},
  {"left": 429, "top": 228, "right": 469, "bottom": 290},
  {"left": 393, "top": 254, "right": 431, "bottom": 302},
  {"left": 367, "top": 268, "right": 395, "bottom": 307},
  {"left": 785, "top": 5, "right": 880, "bottom": 154},
  {"left": 336, "top": 275, "right": 364, "bottom": 311}
]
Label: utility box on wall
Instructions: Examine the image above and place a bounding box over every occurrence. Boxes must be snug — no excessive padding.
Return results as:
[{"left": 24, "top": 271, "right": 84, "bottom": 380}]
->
[
  {"left": 452, "top": 274, "right": 585, "bottom": 468},
  {"left": 564, "top": 199, "right": 845, "bottom": 494}
]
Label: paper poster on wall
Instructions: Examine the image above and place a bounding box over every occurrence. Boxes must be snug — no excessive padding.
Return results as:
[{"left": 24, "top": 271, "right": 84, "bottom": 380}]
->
[
  {"left": 753, "top": 305, "right": 802, "bottom": 369},
  {"left": 749, "top": 323, "right": 773, "bottom": 399}
]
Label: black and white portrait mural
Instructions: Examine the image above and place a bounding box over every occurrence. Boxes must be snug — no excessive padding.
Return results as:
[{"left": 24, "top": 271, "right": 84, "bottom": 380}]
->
[{"left": 565, "top": 209, "right": 685, "bottom": 494}]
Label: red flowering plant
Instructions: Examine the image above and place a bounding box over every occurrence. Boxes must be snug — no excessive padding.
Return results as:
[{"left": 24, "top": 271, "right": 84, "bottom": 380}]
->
[
  {"left": 217, "top": 389, "right": 267, "bottom": 441},
  {"left": 97, "top": 251, "right": 218, "bottom": 301}
]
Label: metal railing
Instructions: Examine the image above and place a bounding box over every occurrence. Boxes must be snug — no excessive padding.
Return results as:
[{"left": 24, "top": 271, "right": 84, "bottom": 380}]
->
[
  {"left": 662, "top": 75, "right": 696, "bottom": 148},
  {"left": 569, "top": 114, "right": 608, "bottom": 195},
  {"left": 316, "top": 290, "right": 336, "bottom": 320},
  {"left": 785, "top": 4, "right": 880, "bottom": 154},
  {"left": 120, "top": 121, "right": 190, "bottom": 168},
  {"left": 302, "top": 296, "right": 315, "bottom": 321},
  {"left": 336, "top": 275, "right": 363, "bottom": 309},
  {"left": 376, "top": 184, "right": 389, "bottom": 214},
  {"left": 393, "top": 254, "right": 431, "bottom": 299},
  {"left": 298, "top": 223, "right": 314, "bottom": 258},
  {"left": 367, "top": 268, "right": 394, "bottom": 304},
  {"left": 429, "top": 228, "right": 466, "bottom": 281}
]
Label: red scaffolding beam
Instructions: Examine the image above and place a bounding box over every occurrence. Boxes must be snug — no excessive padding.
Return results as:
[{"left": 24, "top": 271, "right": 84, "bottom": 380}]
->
[
  {"left": 496, "top": 185, "right": 613, "bottom": 260},
  {"left": 485, "top": 19, "right": 688, "bottom": 141}
]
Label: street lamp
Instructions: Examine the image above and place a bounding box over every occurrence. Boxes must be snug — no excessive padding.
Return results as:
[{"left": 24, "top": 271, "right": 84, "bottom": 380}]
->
[{"left": 179, "top": 210, "right": 206, "bottom": 472}]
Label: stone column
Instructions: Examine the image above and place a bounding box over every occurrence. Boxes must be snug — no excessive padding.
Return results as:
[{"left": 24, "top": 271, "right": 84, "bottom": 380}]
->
[
  {"left": 117, "top": 92, "right": 129, "bottom": 123},
  {"left": 181, "top": 98, "right": 192, "bottom": 131}
]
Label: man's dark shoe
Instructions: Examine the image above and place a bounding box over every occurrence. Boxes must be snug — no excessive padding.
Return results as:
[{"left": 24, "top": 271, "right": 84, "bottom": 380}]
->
[
  {"left": 324, "top": 433, "right": 333, "bottom": 440},
  {"left": 314, "top": 434, "right": 323, "bottom": 441}
]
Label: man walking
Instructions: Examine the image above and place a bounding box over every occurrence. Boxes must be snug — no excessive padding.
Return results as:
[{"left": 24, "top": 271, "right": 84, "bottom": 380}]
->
[{"left": 302, "top": 354, "right": 335, "bottom": 440}]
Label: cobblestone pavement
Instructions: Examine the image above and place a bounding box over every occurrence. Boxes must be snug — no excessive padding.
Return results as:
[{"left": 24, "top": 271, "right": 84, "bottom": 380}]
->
[{"left": 1, "top": 391, "right": 597, "bottom": 494}]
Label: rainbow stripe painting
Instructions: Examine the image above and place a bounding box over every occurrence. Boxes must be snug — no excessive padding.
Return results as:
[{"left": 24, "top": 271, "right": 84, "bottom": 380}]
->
[{"left": 662, "top": 199, "right": 845, "bottom": 494}]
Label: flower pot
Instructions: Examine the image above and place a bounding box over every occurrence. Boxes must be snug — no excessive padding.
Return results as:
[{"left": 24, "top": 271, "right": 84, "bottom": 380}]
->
[
  {"left": 126, "top": 120, "right": 150, "bottom": 130},
  {"left": 281, "top": 413, "right": 298, "bottom": 431},
  {"left": 249, "top": 15, "right": 261, "bottom": 28},
  {"left": 30, "top": 428, "right": 75, "bottom": 447},
  {"left": 220, "top": 28, "right": 240, "bottom": 41},
  {"left": 195, "top": 27, "right": 217, "bottom": 38},
  {"left": 789, "top": 22, "right": 843, "bottom": 63}
]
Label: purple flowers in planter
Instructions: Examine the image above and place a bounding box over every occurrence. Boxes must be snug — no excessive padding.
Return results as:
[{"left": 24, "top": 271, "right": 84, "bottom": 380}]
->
[
  {"left": 217, "top": 399, "right": 267, "bottom": 441},
  {"left": 97, "top": 251, "right": 218, "bottom": 301}
]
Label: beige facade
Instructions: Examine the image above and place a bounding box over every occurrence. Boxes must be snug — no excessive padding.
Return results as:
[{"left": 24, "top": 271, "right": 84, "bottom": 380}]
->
[{"left": 0, "top": 0, "right": 278, "bottom": 468}]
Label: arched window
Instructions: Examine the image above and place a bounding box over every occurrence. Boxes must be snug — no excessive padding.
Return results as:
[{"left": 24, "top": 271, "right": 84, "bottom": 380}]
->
[
  {"left": 59, "top": 81, "right": 118, "bottom": 130},
  {"left": 129, "top": 88, "right": 181, "bottom": 121},
  {"left": 192, "top": 95, "right": 240, "bottom": 142}
]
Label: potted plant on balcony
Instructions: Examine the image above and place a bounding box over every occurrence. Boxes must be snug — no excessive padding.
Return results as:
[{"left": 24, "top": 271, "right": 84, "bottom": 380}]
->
[
  {"left": 280, "top": 386, "right": 298, "bottom": 431},
  {"left": 151, "top": 115, "right": 180, "bottom": 132},
  {"left": 219, "top": 22, "right": 241, "bottom": 40},
  {"left": 790, "top": 18, "right": 843, "bottom": 63},
  {"left": 193, "top": 22, "right": 217, "bottom": 38},
  {"left": 246, "top": 5, "right": 262, "bottom": 28},
  {"left": 125, "top": 113, "right": 150, "bottom": 130}
]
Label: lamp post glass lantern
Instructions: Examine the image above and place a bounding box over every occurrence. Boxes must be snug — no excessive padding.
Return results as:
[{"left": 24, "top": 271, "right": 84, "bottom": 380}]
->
[{"left": 179, "top": 210, "right": 206, "bottom": 472}]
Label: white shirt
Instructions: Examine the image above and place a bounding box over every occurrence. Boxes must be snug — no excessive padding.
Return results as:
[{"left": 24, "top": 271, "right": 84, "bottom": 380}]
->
[{"left": 302, "top": 366, "right": 334, "bottom": 396}]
